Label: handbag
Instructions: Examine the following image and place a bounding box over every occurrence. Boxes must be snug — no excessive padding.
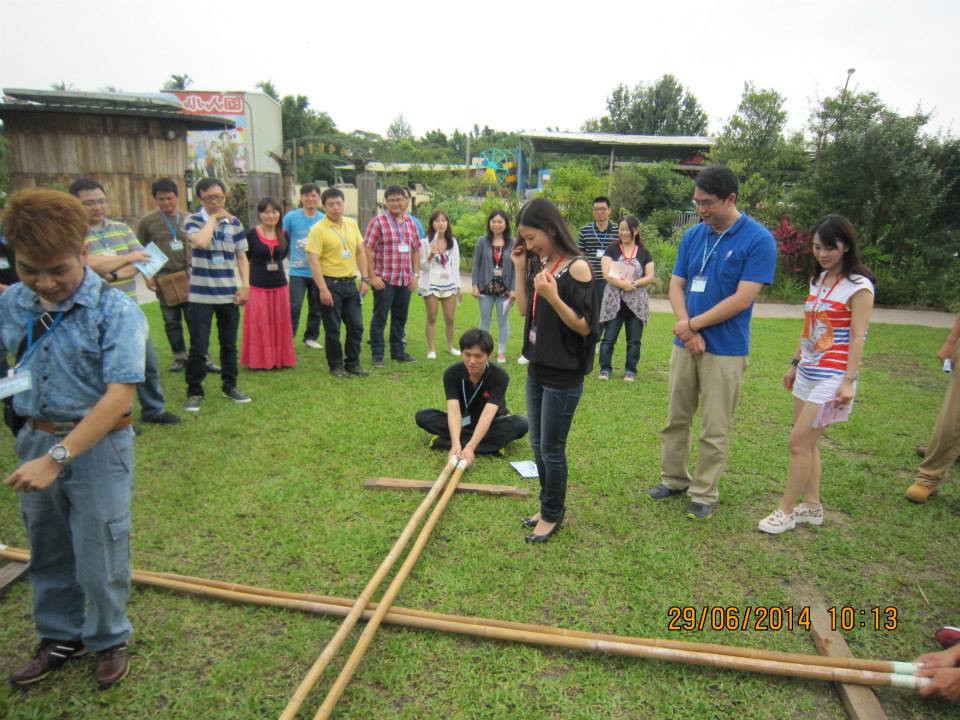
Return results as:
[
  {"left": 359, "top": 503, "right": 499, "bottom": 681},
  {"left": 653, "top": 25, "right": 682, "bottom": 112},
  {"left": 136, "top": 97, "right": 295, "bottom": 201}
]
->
[{"left": 156, "top": 270, "right": 190, "bottom": 306}]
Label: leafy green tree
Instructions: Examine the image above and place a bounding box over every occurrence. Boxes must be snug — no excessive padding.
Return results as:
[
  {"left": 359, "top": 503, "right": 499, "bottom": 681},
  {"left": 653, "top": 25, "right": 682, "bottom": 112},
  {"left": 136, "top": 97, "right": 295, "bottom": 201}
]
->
[
  {"left": 387, "top": 114, "right": 414, "bottom": 142},
  {"left": 611, "top": 162, "right": 693, "bottom": 226},
  {"left": 542, "top": 162, "right": 608, "bottom": 229},
  {"left": 710, "top": 82, "right": 807, "bottom": 222},
  {"left": 256, "top": 80, "right": 279, "bottom": 101},
  {"left": 162, "top": 74, "right": 192, "bottom": 91},
  {"left": 584, "top": 75, "right": 708, "bottom": 136}
]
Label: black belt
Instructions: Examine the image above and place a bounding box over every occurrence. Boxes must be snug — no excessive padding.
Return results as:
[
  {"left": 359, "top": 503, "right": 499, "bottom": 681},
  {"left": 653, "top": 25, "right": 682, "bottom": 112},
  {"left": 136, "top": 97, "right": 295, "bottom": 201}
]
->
[{"left": 324, "top": 276, "right": 356, "bottom": 283}]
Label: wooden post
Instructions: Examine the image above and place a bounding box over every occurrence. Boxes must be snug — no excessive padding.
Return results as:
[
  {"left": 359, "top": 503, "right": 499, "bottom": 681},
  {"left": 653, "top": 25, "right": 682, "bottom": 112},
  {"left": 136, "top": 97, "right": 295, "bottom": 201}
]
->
[
  {"left": 0, "top": 561, "right": 27, "bottom": 599},
  {"left": 365, "top": 477, "right": 528, "bottom": 497}
]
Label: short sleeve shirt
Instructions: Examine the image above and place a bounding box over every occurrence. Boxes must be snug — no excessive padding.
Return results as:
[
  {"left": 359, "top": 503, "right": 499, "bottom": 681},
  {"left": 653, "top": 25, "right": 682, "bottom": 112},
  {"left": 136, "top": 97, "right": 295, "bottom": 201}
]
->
[
  {"left": 137, "top": 209, "right": 188, "bottom": 275},
  {"left": 185, "top": 209, "right": 248, "bottom": 304},
  {"left": 672, "top": 214, "right": 776, "bottom": 356},
  {"left": 0, "top": 267, "right": 147, "bottom": 420},
  {"left": 283, "top": 208, "right": 325, "bottom": 278},
  {"left": 84, "top": 220, "right": 144, "bottom": 297},
  {"left": 442, "top": 362, "right": 510, "bottom": 427},
  {"left": 306, "top": 216, "right": 364, "bottom": 278}
]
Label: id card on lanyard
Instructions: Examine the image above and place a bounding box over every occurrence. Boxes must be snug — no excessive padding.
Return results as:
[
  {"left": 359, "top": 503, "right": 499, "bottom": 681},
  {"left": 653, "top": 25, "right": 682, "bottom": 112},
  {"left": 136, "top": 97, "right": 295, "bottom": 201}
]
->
[
  {"left": 690, "top": 230, "right": 727, "bottom": 293},
  {"left": 461, "top": 377, "right": 484, "bottom": 427},
  {"left": 0, "top": 312, "right": 66, "bottom": 399},
  {"left": 529, "top": 257, "right": 564, "bottom": 344},
  {"left": 162, "top": 213, "right": 184, "bottom": 252}
]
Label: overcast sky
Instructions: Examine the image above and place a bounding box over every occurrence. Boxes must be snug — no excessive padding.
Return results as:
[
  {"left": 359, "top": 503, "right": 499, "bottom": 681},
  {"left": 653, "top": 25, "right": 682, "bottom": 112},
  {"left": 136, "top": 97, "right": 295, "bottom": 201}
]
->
[{"left": 2, "top": 0, "right": 956, "bottom": 140}]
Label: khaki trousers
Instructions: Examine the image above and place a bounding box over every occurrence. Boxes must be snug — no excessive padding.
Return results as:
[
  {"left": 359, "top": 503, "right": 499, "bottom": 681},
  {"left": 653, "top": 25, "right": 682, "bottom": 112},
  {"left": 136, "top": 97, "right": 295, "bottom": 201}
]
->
[
  {"left": 660, "top": 346, "right": 747, "bottom": 505},
  {"left": 916, "top": 347, "right": 960, "bottom": 486}
]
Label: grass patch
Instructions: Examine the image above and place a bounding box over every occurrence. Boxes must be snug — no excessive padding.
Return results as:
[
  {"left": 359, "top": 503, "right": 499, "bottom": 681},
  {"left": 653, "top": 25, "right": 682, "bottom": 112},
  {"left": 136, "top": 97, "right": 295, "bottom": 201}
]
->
[{"left": 1, "top": 300, "right": 958, "bottom": 719}]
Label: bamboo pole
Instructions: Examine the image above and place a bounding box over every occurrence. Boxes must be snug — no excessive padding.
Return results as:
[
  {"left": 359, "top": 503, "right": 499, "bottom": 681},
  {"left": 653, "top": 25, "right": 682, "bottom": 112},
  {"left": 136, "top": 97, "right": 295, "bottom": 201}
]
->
[
  {"left": 0, "top": 544, "right": 919, "bottom": 678},
  {"left": 277, "top": 456, "right": 459, "bottom": 720},
  {"left": 313, "top": 458, "right": 469, "bottom": 719}
]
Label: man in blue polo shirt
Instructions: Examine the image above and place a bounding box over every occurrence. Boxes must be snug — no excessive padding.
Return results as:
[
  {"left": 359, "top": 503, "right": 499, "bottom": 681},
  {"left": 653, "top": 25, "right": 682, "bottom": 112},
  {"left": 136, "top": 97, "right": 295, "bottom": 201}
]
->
[{"left": 648, "top": 166, "right": 776, "bottom": 520}]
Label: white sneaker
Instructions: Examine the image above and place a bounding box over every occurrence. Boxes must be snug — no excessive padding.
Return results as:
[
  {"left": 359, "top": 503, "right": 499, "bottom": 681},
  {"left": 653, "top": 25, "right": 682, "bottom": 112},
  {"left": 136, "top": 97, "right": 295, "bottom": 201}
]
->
[
  {"left": 448, "top": 348, "right": 461, "bottom": 356},
  {"left": 517, "top": 355, "right": 530, "bottom": 365},
  {"left": 794, "top": 502, "right": 824, "bottom": 526},
  {"left": 758, "top": 508, "right": 797, "bottom": 535},
  {"left": 426, "top": 351, "right": 437, "bottom": 359},
  {"left": 304, "top": 339, "right": 322, "bottom": 350},
  {"left": 497, "top": 354, "right": 506, "bottom": 363}
]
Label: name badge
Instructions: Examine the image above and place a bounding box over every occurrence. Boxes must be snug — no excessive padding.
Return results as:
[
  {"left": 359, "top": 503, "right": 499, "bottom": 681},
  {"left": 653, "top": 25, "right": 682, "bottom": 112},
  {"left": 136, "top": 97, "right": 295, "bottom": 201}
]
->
[
  {"left": 492, "top": 267, "right": 502, "bottom": 278},
  {"left": 297, "top": 238, "right": 308, "bottom": 250},
  {"left": 595, "top": 249, "right": 604, "bottom": 258},
  {"left": 211, "top": 252, "right": 226, "bottom": 265},
  {"left": 266, "top": 262, "right": 279, "bottom": 272},
  {"left": 341, "top": 250, "right": 352, "bottom": 259},
  {"left": 690, "top": 275, "right": 707, "bottom": 293},
  {"left": 293, "top": 259, "right": 305, "bottom": 268},
  {"left": 398, "top": 243, "right": 410, "bottom": 253},
  {"left": 528, "top": 329, "right": 537, "bottom": 344},
  {"left": 0, "top": 370, "right": 32, "bottom": 400},
  {"left": 0, "top": 257, "right": 9, "bottom": 270},
  {"left": 461, "top": 416, "right": 472, "bottom": 428},
  {"left": 170, "top": 240, "right": 184, "bottom": 252}
]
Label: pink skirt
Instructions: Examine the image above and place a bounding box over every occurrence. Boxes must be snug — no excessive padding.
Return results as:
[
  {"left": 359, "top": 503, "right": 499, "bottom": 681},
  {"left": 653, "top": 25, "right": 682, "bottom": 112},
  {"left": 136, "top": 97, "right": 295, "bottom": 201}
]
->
[{"left": 241, "top": 285, "right": 297, "bottom": 369}]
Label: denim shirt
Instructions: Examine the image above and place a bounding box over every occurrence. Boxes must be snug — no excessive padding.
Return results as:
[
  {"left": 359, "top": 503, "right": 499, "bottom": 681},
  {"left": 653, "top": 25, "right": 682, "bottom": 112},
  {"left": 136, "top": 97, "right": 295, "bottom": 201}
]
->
[{"left": 0, "top": 267, "right": 147, "bottom": 420}]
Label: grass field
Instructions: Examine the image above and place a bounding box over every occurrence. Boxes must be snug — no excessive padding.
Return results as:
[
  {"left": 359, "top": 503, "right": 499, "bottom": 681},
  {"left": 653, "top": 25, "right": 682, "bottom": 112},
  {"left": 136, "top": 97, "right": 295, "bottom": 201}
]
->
[{"left": 1, "top": 296, "right": 958, "bottom": 719}]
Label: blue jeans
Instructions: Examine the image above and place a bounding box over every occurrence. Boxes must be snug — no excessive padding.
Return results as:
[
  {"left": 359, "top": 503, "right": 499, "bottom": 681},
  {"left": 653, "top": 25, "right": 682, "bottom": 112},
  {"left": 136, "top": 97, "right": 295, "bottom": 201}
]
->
[
  {"left": 478, "top": 294, "right": 510, "bottom": 354},
  {"left": 155, "top": 289, "right": 188, "bottom": 359},
  {"left": 320, "top": 278, "right": 364, "bottom": 369},
  {"left": 138, "top": 336, "right": 167, "bottom": 420},
  {"left": 526, "top": 374, "right": 583, "bottom": 522},
  {"left": 599, "top": 305, "right": 644, "bottom": 374},
  {"left": 17, "top": 425, "right": 134, "bottom": 651},
  {"left": 370, "top": 283, "right": 411, "bottom": 360},
  {"left": 289, "top": 275, "right": 321, "bottom": 342}
]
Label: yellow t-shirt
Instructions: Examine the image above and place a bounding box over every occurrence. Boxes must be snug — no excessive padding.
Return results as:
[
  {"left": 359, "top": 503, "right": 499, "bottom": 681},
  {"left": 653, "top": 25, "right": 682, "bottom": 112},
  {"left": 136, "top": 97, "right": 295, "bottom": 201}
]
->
[{"left": 306, "top": 216, "right": 364, "bottom": 278}]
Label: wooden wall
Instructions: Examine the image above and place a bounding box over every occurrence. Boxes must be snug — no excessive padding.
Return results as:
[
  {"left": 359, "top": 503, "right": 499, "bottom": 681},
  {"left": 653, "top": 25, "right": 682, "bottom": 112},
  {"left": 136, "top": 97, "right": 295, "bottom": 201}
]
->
[{"left": 3, "top": 112, "right": 190, "bottom": 228}]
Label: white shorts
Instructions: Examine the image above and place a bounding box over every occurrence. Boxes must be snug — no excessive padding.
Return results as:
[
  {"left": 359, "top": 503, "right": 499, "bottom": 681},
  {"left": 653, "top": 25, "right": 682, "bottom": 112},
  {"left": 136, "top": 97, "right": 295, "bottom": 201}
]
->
[{"left": 792, "top": 371, "right": 856, "bottom": 407}]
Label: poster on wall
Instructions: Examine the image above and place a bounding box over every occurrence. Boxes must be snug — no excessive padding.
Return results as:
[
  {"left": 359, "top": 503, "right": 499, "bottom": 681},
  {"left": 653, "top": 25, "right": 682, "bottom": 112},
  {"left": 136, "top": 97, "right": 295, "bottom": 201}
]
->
[{"left": 170, "top": 91, "right": 248, "bottom": 181}]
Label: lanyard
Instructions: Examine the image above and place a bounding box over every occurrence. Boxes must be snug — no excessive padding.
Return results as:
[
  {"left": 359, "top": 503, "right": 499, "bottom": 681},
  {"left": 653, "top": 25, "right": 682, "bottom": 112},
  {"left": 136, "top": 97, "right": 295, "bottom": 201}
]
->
[
  {"left": 462, "top": 376, "right": 485, "bottom": 411},
  {"left": 161, "top": 212, "right": 181, "bottom": 242},
  {"left": 331, "top": 224, "right": 351, "bottom": 253},
  {"left": 492, "top": 244, "right": 504, "bottom": 267},
  {"left": 15, "top": 312, "right": 65, "bottom": 370},
  {"left": 812, "top": 273, "right": 842, "bottom": 314},
  {"left": 699, "top": 229, "right": 728, "bottom": 275},
  {"left": 620, "top": 243, "right": 638, "bottom": 261},
  {"left": 386, "top": 213, "right": 407, "bottom": 244},
  {"left": 256, "top": 227, "right": 278, "bottom": 261},
  {"left": 531, "top": 256, "right": 565, "bottom": 325}
]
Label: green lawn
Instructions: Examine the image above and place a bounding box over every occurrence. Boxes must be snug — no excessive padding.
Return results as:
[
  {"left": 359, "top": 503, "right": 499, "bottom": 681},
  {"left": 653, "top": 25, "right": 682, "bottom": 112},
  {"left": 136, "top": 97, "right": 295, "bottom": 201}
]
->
[{"left": 1, "top": 297, "right": 958, "bottom": 719}]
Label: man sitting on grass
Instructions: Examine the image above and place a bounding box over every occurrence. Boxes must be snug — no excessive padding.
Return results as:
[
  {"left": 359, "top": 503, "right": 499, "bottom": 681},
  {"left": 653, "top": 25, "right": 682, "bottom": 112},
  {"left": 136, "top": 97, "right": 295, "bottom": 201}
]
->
[{"left": 415, "top": 328, "right": 528, "bottom": 463}]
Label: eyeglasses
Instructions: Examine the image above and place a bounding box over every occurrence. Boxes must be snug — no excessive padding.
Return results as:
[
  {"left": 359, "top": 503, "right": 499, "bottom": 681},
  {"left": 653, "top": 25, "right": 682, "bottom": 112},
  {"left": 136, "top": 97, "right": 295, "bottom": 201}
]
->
[
  {"left": 693, "top": 198, "right": 722, "bottom": 209},
  {"left": 201, "top": 194, "right": 226, "bottom": 202},
  {"left": 81, "top": 199, "right": 107, "bottom": 207}
]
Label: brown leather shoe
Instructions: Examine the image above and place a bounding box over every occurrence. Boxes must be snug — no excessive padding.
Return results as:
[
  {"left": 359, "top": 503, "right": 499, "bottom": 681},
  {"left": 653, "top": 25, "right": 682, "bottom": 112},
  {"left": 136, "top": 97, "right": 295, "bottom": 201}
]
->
[
  {"left": 10, "top": 639, "right": 87, "bottom": 686},
  {"left": 906, "top": 478, "right": 939, "bottom": 503},
  {"left": 95, "top": 643, "right": 130, "bottom": 690}
]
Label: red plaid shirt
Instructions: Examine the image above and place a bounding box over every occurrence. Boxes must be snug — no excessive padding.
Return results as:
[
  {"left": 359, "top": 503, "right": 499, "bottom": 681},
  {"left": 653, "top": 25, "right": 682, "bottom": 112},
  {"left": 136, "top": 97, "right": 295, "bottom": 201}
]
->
[{"left": 364, "top": 212, "right": 421, "bottom": 286}]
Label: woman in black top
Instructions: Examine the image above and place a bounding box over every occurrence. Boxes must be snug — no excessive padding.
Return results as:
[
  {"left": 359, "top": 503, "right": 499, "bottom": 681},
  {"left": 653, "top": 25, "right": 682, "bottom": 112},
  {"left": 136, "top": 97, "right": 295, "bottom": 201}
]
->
[
  {"left": 511, "top": 198, "right": 597, "bottom": 543},
  {"left": 241, "top": 197, "right": 296, "bottom": 369}
]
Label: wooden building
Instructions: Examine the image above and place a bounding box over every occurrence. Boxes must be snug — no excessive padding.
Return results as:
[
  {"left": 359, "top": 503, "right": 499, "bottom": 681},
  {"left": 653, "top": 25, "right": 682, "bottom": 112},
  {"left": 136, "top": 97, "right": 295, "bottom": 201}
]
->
[{"left": 0, "top": 88, "right": 233, "bottom": 227}]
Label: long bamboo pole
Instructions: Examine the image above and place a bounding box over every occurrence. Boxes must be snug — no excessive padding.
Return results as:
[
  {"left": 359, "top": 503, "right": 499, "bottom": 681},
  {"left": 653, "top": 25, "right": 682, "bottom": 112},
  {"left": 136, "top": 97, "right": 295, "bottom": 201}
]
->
[
  {"left": 0, "top": 544, "right": 919, "bottom": 678},
  {"left": 0, "top": 547, "right": 929, "bottom": 689},
  {"left": 313, "top": 458, "right": 469, "bottom": 719},
  {"left": 277, "top": 456, "right": 459, "bottom": 720}
]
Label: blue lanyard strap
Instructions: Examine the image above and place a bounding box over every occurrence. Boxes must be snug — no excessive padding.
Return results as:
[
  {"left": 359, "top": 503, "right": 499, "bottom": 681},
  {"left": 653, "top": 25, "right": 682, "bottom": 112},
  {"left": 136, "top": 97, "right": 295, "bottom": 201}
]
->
[
  {"left": 461, "top": 376, "right": 485, "bottom": 411},
  {"left": 15, "top": 311, "right": 65, "bottom": 370},
  {"left": 699, "top": 229, "right": 728, "bottom": 275},
  {"left": 160, "top": 212, "right": 181, "bottom": 241}
]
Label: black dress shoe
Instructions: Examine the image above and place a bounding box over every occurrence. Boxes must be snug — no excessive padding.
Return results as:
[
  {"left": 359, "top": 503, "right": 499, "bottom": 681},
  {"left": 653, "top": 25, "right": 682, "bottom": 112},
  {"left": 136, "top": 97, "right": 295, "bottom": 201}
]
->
[
  {"left": 168, "top": 359, "right": 186, "bottom": 372},
  {"left": 205, "top": 362, "right": 222, "bottom": 374},
  {"left": 521, "top": 516, "right": 538, "bottom": 529},
  {"left": 391, "top": 352, "right": 416, "bottom": 363},
  {"left": 525, "top": 516, "right": 563, "bottom": 544},
  {"left": 345, "top": 366, "right": 369, "bottom": 377}
]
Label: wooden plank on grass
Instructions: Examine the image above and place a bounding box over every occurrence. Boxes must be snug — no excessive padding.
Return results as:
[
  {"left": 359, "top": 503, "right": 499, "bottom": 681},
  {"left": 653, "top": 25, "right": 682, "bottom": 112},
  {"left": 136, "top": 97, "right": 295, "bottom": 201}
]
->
[
  {"left": 365, "top": 477, "right": 529, "bottom": 497},
  {"left": 809, "top": 603, "right": 888, "bottom": 720},
  {"left": 0, "top": 561, "right": 27, "bottom": 599}
]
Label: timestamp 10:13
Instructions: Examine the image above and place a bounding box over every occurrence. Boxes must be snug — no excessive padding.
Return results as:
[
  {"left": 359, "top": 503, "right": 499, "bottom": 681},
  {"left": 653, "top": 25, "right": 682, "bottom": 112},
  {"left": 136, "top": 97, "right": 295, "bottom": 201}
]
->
[{"left": 828, "top": 606, "right": 898, "bottom": 632}]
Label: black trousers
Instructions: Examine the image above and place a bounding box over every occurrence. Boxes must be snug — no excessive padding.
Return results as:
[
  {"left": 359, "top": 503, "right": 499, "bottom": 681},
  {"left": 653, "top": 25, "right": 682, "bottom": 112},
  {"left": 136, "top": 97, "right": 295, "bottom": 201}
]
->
[
  {"left": 186, "top": 302, "right": 239, "bottom": 396},
  {"left": 415, "top": 408, "right": 528, "bottom": 455},
  {"left": 320, "top": 278, "right": 363, "bottom": 369}
]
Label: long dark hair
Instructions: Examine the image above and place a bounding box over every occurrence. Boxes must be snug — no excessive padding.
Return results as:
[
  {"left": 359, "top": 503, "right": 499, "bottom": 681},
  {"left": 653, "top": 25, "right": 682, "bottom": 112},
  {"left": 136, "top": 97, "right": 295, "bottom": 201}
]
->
[
  {"left": 485, "top": 209, "right": 512, "bottom": 245},
  {"left": 428, "top": 209, "right": 454, "bottom": 252},
  {"left": 810, "top": 214, "right": 874, "bottom": 285},
  {"left": 620, "top": 215, "right": 645, "bottom": 249},
  {"left": 257, "top": 196, "right": 287, "bottom": 254},
  {"left": 516, "top": 198, "right": 581, "bottom": 258}
]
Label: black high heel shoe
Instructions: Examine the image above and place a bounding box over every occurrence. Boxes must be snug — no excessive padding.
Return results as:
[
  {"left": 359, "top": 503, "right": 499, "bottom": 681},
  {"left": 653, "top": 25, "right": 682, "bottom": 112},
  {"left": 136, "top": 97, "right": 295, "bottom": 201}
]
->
[
  {"left": 525, "top": 515, "right": 563, "bottom": 544},
  {"left": 521, "top": 515, "right": 538, "bottom": 529}
]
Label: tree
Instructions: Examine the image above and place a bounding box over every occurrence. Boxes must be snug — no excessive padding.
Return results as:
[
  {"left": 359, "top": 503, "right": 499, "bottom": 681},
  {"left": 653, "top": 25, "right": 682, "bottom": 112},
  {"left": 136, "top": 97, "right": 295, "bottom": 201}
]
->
[
  {"left": 542, "top": 162, "right": 609, "bottom": 229},
  {"left": 387, "top": 114, "right": 414, "bottom": 142},
  {"left": 256, "top": 80, "right": 279, "bottom": 101},
  {"left": 584, "top": 75, "right": 709, "bottom": 136},
  {"left": 710, "top": 82, "right": 807, "bottom": 222},
  {"left": 611, "top": 162, "right": 693, "bottom": 231},
  {"left": 163, "top": 74, "right": 192, "bottom": 91},
  {"left": 50, "top": 81, "right": 76, "bottom": 91}
]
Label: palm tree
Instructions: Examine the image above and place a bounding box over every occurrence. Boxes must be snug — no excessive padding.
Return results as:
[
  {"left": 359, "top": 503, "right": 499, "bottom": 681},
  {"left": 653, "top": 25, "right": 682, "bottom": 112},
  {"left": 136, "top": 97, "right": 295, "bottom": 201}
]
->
[
  {"left": 50, "top": 81, "right": 76, "bottom": 91},
  {"left": 163, "top": 74, "right": 192, "bottom": 91}
]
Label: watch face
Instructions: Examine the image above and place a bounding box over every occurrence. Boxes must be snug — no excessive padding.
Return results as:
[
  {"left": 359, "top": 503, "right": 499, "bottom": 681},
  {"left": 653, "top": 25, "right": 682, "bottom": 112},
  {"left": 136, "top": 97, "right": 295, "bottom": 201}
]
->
[{"left": 50, "top": 445, "right": 69, "bottom": 463}]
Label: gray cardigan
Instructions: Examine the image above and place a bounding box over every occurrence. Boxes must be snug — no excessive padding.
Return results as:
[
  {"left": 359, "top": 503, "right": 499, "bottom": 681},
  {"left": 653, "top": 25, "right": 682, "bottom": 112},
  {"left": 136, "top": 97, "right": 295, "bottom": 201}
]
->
[{"left": 471, "top": 237, "right": 517, "bottom": 292}]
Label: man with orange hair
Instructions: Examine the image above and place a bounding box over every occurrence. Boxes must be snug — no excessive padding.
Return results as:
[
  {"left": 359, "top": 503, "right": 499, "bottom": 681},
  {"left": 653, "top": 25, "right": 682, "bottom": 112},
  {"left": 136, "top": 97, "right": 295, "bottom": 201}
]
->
[{"left": 1, "top": 189, "right": 145, "bottom": 690}]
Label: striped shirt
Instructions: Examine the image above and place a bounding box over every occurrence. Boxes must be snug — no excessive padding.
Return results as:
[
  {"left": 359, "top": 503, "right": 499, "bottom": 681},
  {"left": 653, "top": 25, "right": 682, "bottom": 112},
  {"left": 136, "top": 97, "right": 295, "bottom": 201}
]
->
[
  {"left": 364, "top": 211, "right": 421, "bottom": 286},
  {"left": 84, "top": 220, "right": 144, "bottom": 297},
  {"left": 185, "top": 209, "right": 248, "bottom": 304},
  {"left": 798, "top": 273, "right": 874, "bottom": 381},
  {"left": 578, "top": 223, "right": 619, "bottom": 278}
]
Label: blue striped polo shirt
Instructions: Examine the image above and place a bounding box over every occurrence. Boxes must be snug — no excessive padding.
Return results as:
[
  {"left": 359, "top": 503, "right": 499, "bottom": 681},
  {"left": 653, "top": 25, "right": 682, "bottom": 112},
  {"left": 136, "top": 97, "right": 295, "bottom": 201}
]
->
[{"left": 185, "top": 209, "right": 248, "bottom": 304}]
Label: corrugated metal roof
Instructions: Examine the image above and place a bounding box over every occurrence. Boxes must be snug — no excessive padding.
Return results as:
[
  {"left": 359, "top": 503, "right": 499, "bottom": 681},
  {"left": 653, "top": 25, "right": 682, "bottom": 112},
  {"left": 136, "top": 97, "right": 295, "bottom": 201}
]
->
[{"left": 519, "top": 130, "right": 715, "bottom": 160}]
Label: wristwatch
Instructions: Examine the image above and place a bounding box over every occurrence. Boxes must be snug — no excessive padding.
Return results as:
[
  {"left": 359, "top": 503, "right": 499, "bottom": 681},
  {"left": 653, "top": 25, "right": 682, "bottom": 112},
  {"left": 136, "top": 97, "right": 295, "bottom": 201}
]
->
[
  {"left": 47, "top": 443, "right": 71, "bottom": 467},
  {"left": 109, "top": 270, "right": 119, "bottom": 282}
]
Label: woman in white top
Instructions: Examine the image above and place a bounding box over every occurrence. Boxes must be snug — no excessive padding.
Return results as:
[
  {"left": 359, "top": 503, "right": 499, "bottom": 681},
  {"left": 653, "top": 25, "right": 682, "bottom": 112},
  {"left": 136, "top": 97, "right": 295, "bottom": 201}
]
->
[
  {"left": 419, "top": 209, "right": 461, "bottom": 359},
  {"left": 759, "top": 215, "right": 875, "bottom": 534}
]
